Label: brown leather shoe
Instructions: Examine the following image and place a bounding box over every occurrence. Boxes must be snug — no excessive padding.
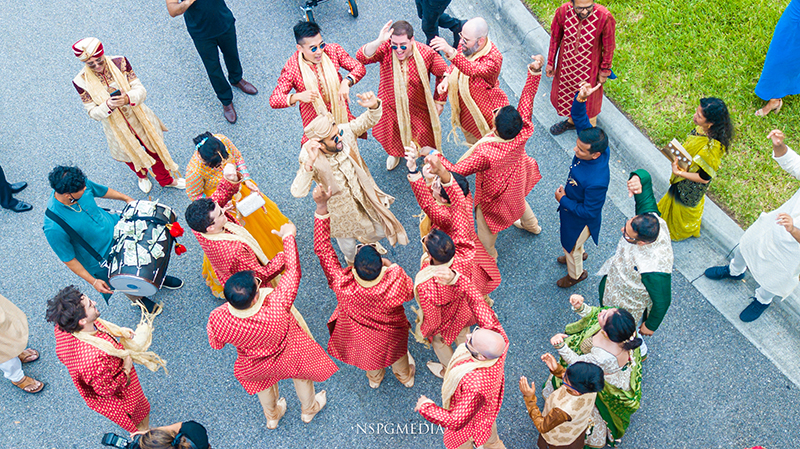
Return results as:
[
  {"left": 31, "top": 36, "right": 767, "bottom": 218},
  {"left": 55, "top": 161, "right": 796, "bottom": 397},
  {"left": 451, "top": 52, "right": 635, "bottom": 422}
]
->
[
  {"left": 234, "top": 79, "right": 258, "bottom": 95},
  {"left": 557, "top": 252, "right": 588, "bottom": 265},
  {"left": 223, "top": 103, "right": 237, "bottom": 124},
  {"left": 556, "top": 270, "right": 588, "bottom": 288}
]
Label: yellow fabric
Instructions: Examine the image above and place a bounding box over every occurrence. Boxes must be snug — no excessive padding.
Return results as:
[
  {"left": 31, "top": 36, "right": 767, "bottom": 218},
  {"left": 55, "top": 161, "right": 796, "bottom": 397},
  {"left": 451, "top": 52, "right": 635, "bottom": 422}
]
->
[
  {"left": 79, "top": 56, "right": 178, "bottom": 173},
  {"left": 393, "top": 43, "right": 442, "bottom": 151},
  {"left": 657, "top": 128, "right": 725, "bottom": 241},
  {"left": 441, "top": 344, "right": 499, "bottom": 409},
  {"left": 456, "top": 133, "right": 509, "bottom": 164},
  {"left": 72, "top": 308, "right": 167, "bottom": 373},
  {"left": 201, "top": 255, "right": 225, "bottom": 299},
  {"left": 226, "top": 288, "right": 315, "bottom": 341},
  {"left": 411, "top": 258, "right": 454, "bottom": 346},
  {"left": 0, "top": 294, "right": 28, "bottom": 362},
  {"left": 447, "top": 39, "right": 494, "bottom": 143},
  {"left": 298, "top": 52, "right": 348, "bottom": 125}
]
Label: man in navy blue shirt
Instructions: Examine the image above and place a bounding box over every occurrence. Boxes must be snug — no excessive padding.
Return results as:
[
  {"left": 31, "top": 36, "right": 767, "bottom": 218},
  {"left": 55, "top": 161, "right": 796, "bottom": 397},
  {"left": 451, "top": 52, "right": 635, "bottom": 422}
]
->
[{"left": 555, "top": 83, "right": 610, "bottom": 288}]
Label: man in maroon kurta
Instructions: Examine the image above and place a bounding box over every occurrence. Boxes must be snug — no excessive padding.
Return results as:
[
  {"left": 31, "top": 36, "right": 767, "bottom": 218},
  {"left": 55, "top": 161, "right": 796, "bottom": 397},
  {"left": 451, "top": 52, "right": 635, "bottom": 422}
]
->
[
  {"left": 431, "top": 60, "right": 545, "bottom": 260},
  {"left": 312, "top": 186, "right": 415, "bottom": 389},
  {"left": 546, "top": 0, "right": 616, "bottom": 135},
  {"left": 430, "top": 17, "right": 509, "bottom": 144},
  {"left": 406, "top": 152, "right": 501, "bottom": 297},
  {"left": 185, "top": 168, "right": 285, "bottom": 287},
  {"left": 47, "top": 286, "right": 150, "bottom": 432},
  {"left": 356, "top": 20, "right": 448, "bottom": 170},
  {"left": 415, "top": 313, "right": 508, "bottom": 448},
  {"left": 206, "top": 228, "right": 338, "bottom": 429},
  {"left": 270, "top": 21, "right": 366, "bottom": 145}
]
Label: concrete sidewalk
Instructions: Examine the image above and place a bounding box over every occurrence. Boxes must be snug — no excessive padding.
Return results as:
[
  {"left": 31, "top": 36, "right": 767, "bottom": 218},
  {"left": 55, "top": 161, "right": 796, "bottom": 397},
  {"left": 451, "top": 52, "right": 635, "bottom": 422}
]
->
[{"left": 447, "top": 0, "right": 800, "bottom": 387}]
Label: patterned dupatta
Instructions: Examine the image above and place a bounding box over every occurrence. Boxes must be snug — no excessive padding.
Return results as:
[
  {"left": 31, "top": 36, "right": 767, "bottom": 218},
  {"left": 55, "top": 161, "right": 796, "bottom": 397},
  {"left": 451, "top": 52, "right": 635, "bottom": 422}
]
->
[
  {"left": 447, "top": 39, "right": 495, "bottom": 141},
  {"left": 298, "top": 52, "right": 349, "bottom": 125},
  {"left": 392, "top": 43, "right": 442, "bottom": 151}
]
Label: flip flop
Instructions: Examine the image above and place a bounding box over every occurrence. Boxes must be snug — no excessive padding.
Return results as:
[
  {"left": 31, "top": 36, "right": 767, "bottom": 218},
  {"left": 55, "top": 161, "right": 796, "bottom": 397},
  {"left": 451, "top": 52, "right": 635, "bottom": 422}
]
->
[
  {"left": 12, "top": 376, "right": 45, "bottom": 394},
  {"left": 17, "top": 348, "right": 39, "bottom": 364}
]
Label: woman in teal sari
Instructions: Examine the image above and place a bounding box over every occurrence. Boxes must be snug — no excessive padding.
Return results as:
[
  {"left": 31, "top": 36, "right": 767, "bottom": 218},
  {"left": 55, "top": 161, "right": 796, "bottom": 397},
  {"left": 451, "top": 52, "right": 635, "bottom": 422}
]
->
[
  {"left": 657, "top": 97, "right": 733, "bottom": 241},
  {"left": 543, "top": 294, "right": 643, "bottom": 448}
]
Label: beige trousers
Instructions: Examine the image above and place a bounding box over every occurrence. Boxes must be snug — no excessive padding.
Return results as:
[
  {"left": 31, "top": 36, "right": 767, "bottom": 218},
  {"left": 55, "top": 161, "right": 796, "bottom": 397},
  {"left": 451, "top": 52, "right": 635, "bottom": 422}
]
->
[
  {"left": 256, "top": 379, "right": 320, "bottom": 421},
  {"left": 432, "top": 326, "right": 470, "bottom": 368},
  {"left": 476, "top": 203, "right": 538, "bottom": 259},
  {"left": 134, "top": 414, "right": 150, "bottom": 431},
  {"left": 456, "top": 422, "right": 505, "bottom": 449},
  {"left": 564, "top": 226, "right": 591, "bottom": 279},
  {"left": 365, "top": 352, "right": 414, "bottom": 385}
]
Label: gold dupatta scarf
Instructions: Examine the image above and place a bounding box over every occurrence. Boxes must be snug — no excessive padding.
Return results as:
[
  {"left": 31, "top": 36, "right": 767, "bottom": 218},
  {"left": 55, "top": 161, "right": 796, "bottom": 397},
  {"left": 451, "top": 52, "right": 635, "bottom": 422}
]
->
[
  {"left": 411, "top": 257, "right": 454, "bottom": 346},
  {"left": 456, "top": 132, "right": 510, "bottom": 163},
  {"left": 447, "top": 39, "right": 494, "bottom": 142},
  {"left": 441, "top": 344, "right": 499, "bottom": 408},
  {"left": 393, "top": 43, "right": 442, "bottom": 151},
  {"left": 353, "top": 265, "right": 390, "bottom": 288},
  {"left": 298, "top": 52, "right": 348, "bottom": 125},
  {"left": 80, "top": 56, "right": 178, "bottom": 173},
  {"left": 72, "top": 305, "right": 167, "bottom": 373}
]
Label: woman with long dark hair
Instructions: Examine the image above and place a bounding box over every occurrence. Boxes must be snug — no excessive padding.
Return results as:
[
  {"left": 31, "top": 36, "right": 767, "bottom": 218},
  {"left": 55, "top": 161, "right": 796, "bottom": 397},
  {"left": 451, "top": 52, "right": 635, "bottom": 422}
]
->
[
  {"left": 134, "top": 420, "right": 210, "bottom": 449},
  {"left": 657, "top": 97, "right": 733, "bottom": 240}
]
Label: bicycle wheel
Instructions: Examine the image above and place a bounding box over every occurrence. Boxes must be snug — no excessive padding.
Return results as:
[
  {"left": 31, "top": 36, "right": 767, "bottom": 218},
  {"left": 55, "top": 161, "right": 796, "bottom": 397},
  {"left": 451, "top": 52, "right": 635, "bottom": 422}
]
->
[{"left": 347, "top": 0, "right": 358, "bottom": 18}]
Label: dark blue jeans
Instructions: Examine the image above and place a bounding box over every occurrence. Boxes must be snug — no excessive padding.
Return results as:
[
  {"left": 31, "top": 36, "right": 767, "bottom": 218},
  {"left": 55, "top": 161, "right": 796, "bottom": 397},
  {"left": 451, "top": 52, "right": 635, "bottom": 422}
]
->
[
  {"left": 0, "top": 164, "right": 18, "bottom": 209},
  {"left": 415, "top": 0, "right": 462, "bottom": 44},
  {"left": 191, "top": 23, "right": 244, "bottom": 105}
]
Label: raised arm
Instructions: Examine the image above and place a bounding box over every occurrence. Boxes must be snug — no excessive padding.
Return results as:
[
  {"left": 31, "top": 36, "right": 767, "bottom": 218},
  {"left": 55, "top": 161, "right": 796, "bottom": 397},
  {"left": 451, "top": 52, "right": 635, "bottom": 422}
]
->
[
  {"left": 408, "top": 173, "right": 452, "bottom": 228},
  {"left": 313, "top": 213, "right": 348, "bottom": 290},
  {"left": 449, "top": 48, "right": 502, "bottom": 80},
  {"left": 418, "top": 389, "right": 484, "bottom": 429},
  {"left": 629, "top": 169, "right": 659, "bottom": 216},
  {"left": 348, "top": 94, "right": 382, "bottom": 137},
  {"left": 334, "top": 44, "right": 366, "bottom": 84},
  {"left": 273, "top": 233, "right": 302, "bottom": 311},
  {"left": 438, "top": 150, "right": 490, "bottom": 177},
  {"left": 166, "top": 0, "right": 196, "bottom": 17},
  {"left": 517, "top": 65, "right": 543, "bottom": 126}
]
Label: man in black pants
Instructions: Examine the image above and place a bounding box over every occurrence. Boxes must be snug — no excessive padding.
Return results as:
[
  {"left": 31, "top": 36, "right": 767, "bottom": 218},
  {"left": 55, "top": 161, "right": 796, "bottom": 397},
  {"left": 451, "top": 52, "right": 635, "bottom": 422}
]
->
[
  {"left": 0, "top": 165, "right": 31, "bottom": 213},
  {"left": 166, "top": 0, "right": 258, "bottom": 124},
  {"left": 415, "top": 0, "right": 465, "bottom": 47}
]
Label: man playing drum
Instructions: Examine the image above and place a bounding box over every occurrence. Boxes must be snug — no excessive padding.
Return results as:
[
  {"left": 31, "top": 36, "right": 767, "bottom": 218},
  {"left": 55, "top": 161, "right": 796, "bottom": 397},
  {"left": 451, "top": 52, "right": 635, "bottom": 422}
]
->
[{"left": 43, "top": 166, "right": 183, "bottom": 313}]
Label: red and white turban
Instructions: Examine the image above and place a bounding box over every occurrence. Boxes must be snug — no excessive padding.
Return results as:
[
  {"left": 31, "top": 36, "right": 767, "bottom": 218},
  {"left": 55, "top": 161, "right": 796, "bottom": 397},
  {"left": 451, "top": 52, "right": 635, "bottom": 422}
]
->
[{"left": 72, "top": 38, "right": 104, "bottom": 62}]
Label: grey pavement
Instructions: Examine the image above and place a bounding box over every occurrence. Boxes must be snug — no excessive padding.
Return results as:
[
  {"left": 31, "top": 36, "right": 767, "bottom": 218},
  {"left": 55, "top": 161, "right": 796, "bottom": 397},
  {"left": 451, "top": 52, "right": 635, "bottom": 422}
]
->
[{"left": 0, "top": 0, "right": 798, "bottom": 448}]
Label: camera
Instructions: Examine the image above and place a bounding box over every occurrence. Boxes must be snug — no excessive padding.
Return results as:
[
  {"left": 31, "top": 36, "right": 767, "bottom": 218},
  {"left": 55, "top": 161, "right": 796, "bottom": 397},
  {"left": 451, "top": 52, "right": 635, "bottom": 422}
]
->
[{"left": 101, "top": 433, "right": 141, "bottom": 449}]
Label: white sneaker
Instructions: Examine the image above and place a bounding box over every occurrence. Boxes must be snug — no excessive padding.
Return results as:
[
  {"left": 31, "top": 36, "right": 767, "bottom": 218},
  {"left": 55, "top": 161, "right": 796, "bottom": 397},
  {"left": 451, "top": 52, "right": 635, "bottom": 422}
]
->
[
  {"left": 386, "top": 156, "right": 401, "bottom": 171},
  {"left": 167, "top": 177, "right": 186, "bottom": 189},
  {"left": 138, "top": 177, "right": 152, "bottom": 193}
]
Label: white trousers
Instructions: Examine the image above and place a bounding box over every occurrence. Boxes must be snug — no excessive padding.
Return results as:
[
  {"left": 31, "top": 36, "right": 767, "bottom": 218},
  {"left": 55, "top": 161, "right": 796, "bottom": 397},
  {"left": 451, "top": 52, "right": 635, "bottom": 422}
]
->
[
  {"left": 0, "top": 356, "right": 24, "bottom": 383},
  {"left": 729, "top": 246, "right": 777, "bottom": 305},
  {"left": 336, "top": 219, "right": 386, "bottom": 264}
]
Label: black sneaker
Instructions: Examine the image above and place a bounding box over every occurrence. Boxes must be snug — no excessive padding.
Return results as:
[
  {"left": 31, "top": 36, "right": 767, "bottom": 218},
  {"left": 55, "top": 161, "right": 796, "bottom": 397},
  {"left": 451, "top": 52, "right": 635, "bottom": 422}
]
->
[
  {"left": 739, "top": 298, "right": 770, "bottom": 322},
  {"left": 162, "top": 275, "right": 184, "bottom": 290},
  {"left": 139, "top": 297, "right": 159, "bottom": 314},
  {"left": 549, "top": 119, "right": 576, "bottom": 136},
  {"left": 704, "top": 265, "right": 745, "bottom": 280}
]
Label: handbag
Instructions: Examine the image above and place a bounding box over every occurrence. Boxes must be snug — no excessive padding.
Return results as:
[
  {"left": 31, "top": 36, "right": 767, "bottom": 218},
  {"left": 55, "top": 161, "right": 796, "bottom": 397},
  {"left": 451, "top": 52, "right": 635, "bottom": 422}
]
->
[
  {"left": 669, "top": 179, "right": 708, "bottom": 207},
  {"left": 236, "top": 192, "right": 266, "bottom": 217}
]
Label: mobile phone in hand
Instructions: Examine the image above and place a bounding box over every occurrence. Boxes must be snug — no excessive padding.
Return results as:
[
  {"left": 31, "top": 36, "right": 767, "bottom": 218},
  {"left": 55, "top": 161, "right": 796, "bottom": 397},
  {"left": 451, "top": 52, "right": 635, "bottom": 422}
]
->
[{"left": 109, "top": 89, "right": 121, "bottom": 97}]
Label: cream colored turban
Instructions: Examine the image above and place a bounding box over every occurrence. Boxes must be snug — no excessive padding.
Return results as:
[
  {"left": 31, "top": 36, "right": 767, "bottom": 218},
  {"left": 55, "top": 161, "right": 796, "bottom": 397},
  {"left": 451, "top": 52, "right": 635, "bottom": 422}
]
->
[
  {"left": 304, "top": 112, "right": 336, "bottom": 141},
  {"left": 72, "top": 37, "right": 104, "bottom": 62}
]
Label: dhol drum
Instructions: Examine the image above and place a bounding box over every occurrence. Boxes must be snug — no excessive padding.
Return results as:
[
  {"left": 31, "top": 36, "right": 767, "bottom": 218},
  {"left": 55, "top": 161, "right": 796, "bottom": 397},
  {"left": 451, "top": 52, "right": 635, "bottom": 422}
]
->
[{"left": 108, "top": 200, "right": 177, "bottom": 297}]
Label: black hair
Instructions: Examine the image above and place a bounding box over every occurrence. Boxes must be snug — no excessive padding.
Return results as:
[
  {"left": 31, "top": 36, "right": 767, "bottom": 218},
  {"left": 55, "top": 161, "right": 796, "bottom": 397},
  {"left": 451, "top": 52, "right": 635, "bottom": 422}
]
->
[
  {"left": 603, "top": 308, "right": 643, "bottom": 351},
  {"left": 294, "top": 21, "right": 322, "bottom": 44},
  {"left": 494, "top": 106, "right": 523, "bottom": 140},
  {"left": 425, "top": 229, "right": 456, "bottom": 264},
  {"left": 699, "top": 97, "right": 733, "bottom": 151},
  {"left": 45, "top": 285, "right": 87, "bottom": 333},
  {"left": 438, "top": 173, "right": 470, "bottom": 204},
  {"left": 354, "top": 246, "right": 382, "bottom": 281},
  {"left": 392, "top": 20, "right": 414, "bottom": 39},
  {"left": 48, "top": 166, "right": 86, "bottom": 194},
  {"left": 630, "top": 213, "right": 660, "bottom": 243},
  {"left": 577, "top": 127, "right": 608, "bottom": 154},
  {"left": 565, "top": 361, "right": 605, "bottom": 394},
  {"left": 224, "top": 271, "right": 259, "bottom": 310},
  {"left": 185, "top": 198, "right": 217, "bottom": 233},
  {"left": 194, "top": 132, "right": 228, "bottom": 168}
]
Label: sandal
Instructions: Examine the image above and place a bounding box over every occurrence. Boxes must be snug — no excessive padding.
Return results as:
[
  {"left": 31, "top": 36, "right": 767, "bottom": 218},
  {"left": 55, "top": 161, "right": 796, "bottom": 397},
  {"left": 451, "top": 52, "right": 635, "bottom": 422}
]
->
[
  {"left": 755, "top": 98, "right": 783, "bottom": 117},
  {"left": 18, "top": 348, "right": 39, "bottom": 364},
  {"left": 549, "top": 119, "right": 576, "bottom": 136},
  {"left": 426, "top": 361, "right": 445, "bottom": 379},
  {"left": 12, "top": 375, "right": 45, "bottom": 394}
]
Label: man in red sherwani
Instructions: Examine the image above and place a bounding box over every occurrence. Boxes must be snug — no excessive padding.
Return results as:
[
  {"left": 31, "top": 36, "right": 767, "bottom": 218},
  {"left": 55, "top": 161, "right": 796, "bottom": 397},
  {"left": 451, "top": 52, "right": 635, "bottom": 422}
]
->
[
  {"left": 270, "top": 21, "right": 366, "bottom": 145},
  {"left": 427, "top": 58, "right": 545, "bottom": 260},
  {"left": 430, "top": 17, "right": 509, "bottom": 144},
  {"left": 415, "top": 311, "right": 508, "bottom": 448},
  {"left": 311, "top": 185, "right": 416, "bottom": 389},
  {"left": 356, "top": 20, "right": 448, "bottom": 171},
  {"left": 546, "top": 0, "right": 616, "bottom": 135},
  {"left": 206, "top": 228, "right": 338, "bottom": 429},
  {"left": 405, "top": 152, "right": 501, "bottom": 298},
  {"left": 47, "top": 286, "right": 150, "bottom": 432},
  {"left": 184, "top": 165, "right": 285, "bottom": 287}
]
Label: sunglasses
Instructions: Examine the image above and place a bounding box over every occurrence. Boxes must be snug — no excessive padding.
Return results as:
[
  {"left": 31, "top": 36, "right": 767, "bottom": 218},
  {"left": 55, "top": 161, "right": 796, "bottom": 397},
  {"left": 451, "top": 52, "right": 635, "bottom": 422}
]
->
[
  {"left": 622, "top": 225, "right": 639, "bottom": 244},
  {"left": 310, "top": 42, "right": 326, "bottom": 53},
  {"left": 355, "top": 242, "right": 377, "bottom": 253},
  {"left": 331, "top": 128, "right": 344, "bottom": 144},
  {"left": 391, "top": 44, "right": 408, "bottom": 51}
]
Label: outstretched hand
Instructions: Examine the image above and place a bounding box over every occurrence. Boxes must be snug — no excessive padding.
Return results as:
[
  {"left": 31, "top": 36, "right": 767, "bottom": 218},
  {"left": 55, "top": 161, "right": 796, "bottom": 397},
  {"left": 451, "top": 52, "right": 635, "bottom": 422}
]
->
[
  {"left": 519, "top": 376, "right": 536, "bottom": 397},
  {"left": 356, "top": 91, "right": 379, "bottom": 109},
  {"left": 272, "top": 222, "right": 297, "bottom": 239},
  {"left": 312, "top": 184, "right": 333, "bottom": 205},
  {"left": 528, "top": 55, "right": 544, "bottom": 72},
  {"left": 577, "top": 82, "right": 602, "bottom": 102},
  {"left": 378, "top": 20, "right": 394, "bottom": 42},
  {"left": 541, "top": 353, "right": 559, "bottom": 372},
  {"left": 627, "top": 175, "right": 642, "bottom": 197}
]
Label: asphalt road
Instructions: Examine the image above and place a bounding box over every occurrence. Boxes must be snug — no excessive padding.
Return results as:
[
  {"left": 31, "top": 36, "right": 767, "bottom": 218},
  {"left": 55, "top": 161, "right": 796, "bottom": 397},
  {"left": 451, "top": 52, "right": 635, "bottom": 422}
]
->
[{"left": 0, "top": 0, "right": 798, "bottom": 448}]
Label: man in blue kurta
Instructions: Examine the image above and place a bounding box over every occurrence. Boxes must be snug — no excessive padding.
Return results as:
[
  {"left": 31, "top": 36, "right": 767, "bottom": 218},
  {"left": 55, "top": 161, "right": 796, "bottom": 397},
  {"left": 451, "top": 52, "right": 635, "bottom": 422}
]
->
[
  {"left": 555, "top": 83, "right": 610, "bottom": 288},
  {"left": 43, "top": 166, "right": 181, "bottom": 311}
]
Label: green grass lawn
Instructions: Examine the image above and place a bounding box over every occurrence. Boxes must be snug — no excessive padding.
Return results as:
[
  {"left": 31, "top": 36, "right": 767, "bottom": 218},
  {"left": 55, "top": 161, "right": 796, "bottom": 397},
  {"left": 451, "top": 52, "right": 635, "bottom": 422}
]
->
[{"left": 524, "top": 0, "right": 799, "bottom": 227}]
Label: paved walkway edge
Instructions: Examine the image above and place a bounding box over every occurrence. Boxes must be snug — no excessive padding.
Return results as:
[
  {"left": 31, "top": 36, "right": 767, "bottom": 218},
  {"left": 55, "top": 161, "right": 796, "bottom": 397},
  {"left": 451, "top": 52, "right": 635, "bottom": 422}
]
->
[{"left": 449, "top": 0, "right": 800, "bottom": 387}]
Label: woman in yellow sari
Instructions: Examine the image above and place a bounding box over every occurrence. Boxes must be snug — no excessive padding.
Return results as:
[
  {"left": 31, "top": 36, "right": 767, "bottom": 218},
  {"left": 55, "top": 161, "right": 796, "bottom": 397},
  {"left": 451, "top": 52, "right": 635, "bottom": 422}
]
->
[
  {"left": 186, "top": 132, "right": 289, "bottom": 297},
  {"left": 657, "top": 98, "right": 733, "bottom": 241}
]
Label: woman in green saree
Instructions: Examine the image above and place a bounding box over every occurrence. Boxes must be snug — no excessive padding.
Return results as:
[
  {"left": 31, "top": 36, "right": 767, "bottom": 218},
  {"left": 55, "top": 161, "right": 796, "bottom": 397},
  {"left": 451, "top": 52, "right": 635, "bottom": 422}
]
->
[
  {"left": 657, "top": 97, "right": 733, "bottom": 241},
  {"left": 543, "top": 294, "right": 643, "bottom": 448}
]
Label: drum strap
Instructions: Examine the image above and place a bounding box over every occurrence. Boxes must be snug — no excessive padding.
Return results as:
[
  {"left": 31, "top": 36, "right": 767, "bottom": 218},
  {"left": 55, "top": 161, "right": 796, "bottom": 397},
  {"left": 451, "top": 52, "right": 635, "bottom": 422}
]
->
[{"left": 45, "top": 208, "right": 109, "bottom": 268}]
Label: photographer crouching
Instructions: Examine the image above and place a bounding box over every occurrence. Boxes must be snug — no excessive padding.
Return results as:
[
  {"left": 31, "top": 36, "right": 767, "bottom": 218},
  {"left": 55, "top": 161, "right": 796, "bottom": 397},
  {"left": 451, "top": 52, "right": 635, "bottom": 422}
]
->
[{"left": 102, "top": 420, "right": 211, "bottom": 449}]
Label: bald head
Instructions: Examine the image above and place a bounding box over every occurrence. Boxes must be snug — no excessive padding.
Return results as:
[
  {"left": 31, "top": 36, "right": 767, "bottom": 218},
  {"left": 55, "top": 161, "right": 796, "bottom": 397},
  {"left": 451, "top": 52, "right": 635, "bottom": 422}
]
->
[
  {"left": 471, "top": 328, "right": 505, "bottom": 360},
  {"left": 460, "top": 18, "right": 489, "bottom": 56}
]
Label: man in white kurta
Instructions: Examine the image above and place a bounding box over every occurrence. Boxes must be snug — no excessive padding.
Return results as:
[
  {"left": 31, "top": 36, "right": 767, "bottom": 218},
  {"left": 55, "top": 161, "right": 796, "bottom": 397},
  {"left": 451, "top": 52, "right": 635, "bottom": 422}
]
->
[{"left": 705, "top": 130, "right": 800, "bottom": 322}]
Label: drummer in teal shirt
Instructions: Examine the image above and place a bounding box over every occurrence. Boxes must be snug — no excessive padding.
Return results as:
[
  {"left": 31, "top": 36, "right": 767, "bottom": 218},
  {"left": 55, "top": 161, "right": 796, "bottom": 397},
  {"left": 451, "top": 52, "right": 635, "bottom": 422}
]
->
[{"left": 43, "top": 166, "right": 181, "bottom": 309}]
